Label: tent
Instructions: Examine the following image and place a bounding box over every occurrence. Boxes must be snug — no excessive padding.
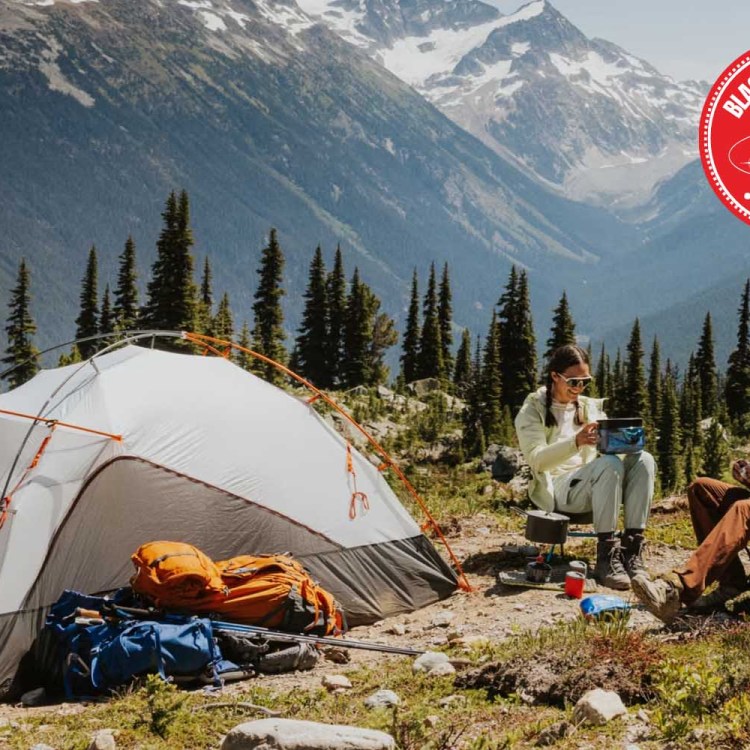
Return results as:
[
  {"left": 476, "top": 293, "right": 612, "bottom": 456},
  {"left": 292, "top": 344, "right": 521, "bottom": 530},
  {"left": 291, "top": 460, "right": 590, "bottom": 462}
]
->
[{"left": 0, "top": 340, "right": 460, "bottom": 686}]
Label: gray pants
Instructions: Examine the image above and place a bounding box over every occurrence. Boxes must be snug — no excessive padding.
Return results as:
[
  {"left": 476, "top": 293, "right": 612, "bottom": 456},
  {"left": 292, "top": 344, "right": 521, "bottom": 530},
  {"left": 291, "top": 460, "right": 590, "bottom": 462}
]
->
[{"left": 553, "top": 452, "right": 655, "bottom": 533}]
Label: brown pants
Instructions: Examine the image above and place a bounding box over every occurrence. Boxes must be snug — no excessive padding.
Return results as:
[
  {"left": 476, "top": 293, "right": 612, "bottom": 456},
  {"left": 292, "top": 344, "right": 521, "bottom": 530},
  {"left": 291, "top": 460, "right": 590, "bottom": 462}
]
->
[{"left": 678, "top": 477, "right": 750, "bottom": 603}]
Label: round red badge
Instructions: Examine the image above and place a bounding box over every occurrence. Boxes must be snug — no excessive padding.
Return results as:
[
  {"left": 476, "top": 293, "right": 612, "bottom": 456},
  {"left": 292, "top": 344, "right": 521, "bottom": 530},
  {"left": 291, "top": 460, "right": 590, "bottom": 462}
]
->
[{"left": 700, "top": 50, "right": 750, "bottom": 226}]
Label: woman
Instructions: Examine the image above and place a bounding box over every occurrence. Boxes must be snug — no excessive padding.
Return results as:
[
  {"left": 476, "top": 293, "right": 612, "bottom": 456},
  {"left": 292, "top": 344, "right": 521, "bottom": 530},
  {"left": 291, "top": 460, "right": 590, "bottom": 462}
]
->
[{"left": 514, "top": 344, "right": 655, "bottom": 589}]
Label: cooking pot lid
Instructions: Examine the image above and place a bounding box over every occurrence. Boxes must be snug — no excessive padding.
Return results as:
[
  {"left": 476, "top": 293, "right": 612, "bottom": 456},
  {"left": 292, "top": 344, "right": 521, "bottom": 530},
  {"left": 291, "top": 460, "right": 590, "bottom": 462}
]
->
[{"left": 525, "top": 509, "right": 570, "bottom": 522}]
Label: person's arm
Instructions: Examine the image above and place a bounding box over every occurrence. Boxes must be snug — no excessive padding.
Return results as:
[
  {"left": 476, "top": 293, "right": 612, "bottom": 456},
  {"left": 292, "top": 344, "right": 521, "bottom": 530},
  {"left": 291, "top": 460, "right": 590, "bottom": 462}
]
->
[{"left": 515, "top": 400, "right": 580, "bottom": 473}]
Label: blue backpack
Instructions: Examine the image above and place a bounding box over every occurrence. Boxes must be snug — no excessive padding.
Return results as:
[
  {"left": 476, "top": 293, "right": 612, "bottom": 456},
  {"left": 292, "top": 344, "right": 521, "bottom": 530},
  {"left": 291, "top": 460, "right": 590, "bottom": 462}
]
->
[{"left": 46, "top": 590, "right": 232, "bottom": 698}]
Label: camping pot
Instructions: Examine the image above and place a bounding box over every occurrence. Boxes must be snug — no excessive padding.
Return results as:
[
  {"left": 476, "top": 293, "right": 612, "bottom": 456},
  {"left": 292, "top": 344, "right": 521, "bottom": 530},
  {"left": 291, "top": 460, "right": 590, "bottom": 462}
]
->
[{"left": 512, "top": 507, "right": 570, "bottom": 545}]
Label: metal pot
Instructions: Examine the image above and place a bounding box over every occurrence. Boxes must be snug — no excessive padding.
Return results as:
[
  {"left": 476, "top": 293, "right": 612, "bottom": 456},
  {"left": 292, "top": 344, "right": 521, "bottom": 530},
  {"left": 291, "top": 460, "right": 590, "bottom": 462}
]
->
[{"left": 513, "top": 508, "right": 570, "bottom": 545}]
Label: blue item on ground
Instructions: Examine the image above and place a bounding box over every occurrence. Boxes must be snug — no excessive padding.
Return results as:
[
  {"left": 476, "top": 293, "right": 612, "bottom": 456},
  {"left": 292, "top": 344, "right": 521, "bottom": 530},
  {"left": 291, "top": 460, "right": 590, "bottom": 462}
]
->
[{"left": 579, "top": 594, "right": 631, "bottom": 621}]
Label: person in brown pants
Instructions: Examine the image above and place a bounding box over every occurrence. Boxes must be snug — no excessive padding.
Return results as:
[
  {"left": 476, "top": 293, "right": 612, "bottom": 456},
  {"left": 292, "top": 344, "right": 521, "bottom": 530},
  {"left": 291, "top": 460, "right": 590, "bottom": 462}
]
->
[{"left": 632, "top": 463, "right": 750, "bottom": 623}]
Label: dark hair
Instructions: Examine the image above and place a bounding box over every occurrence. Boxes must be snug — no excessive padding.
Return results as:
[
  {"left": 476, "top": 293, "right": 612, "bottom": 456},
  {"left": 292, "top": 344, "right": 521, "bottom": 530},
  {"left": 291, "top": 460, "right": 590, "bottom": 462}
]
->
[{"left": 544, "top": 344, "right": 589, "bottom": 428}]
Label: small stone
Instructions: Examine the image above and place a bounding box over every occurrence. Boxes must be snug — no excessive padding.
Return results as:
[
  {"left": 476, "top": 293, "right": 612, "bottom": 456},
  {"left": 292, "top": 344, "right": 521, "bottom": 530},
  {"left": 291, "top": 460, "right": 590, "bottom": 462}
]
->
[
  {"left": 30, "top": 745, "right": 56, "bottom": 750},
  {"left": 438, "top": 694, "right": 466, "bottom": 708},
  {"left": 573, "top": 689, "right": 627, "bottom": 726},
  {"left": 477, "top": 526, "right": 491, "bottom": 536},
  {"left": 513, "top": 604, "right": 526, "bottom": 612},
  {"left": 427, "top": 662, "right": 456, "bottom": 677},
  {"left": 386, "top": 623, "right": 406, "bottom": 636},
  {"left": 636, "top": 710, "right": 650, "bottom": 723},
  {"left": 412, "top": 651, "right": 450, "bottom": 674},
  {"left": 536, "top": 721, "right": 572, "bottom": 746},
  {"left": 446, "top": 629, "right": 463, "bottom": 642},
  {"left": 323, "top": 647, "right": 351, "bottom": 664},
  {"left": 21, "top": 687, "right": 46, "bottom": 707},
  {"left": 431, "top": 611, "right": 454, "bottom": 628},
  {"left": 424, "top": 715, "right": 440, "bottom": 728},
  {"left": 88, "top": 729, "right": 117, "bottom": 750},
  {"left": 364, "top": 690, "right": 400, "bottom": 709},
  {"left": 322, "top": 674, "right": 353, "bottom": 691}
]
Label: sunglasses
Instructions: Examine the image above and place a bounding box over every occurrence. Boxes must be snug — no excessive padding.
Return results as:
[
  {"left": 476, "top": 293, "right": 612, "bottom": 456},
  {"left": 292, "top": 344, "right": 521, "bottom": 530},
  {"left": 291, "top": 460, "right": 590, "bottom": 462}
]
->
[{"left": 555, "top": 373, "right": 592, "bottom": 389}]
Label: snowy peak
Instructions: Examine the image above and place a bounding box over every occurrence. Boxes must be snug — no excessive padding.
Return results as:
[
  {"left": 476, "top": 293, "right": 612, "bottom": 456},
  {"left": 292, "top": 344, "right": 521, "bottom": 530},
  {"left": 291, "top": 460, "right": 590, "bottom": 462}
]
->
[{"left": 299, "top": 0, "right": 707, "bottom": 207}]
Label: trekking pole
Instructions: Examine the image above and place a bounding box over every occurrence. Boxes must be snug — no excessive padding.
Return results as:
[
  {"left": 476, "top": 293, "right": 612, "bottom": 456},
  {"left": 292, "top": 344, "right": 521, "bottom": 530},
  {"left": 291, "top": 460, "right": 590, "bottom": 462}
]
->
[{"left": 211, "top": 620, "right": 425, "bottom": 657}]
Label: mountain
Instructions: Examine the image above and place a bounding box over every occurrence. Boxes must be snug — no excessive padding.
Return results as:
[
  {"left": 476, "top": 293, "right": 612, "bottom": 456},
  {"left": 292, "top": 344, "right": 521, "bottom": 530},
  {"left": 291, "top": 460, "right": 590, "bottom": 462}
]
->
[
  {"left": 296, "top": 0, "right": 706, "bottom": 208},
  {"left": 0, "top": 0, "right": 631, "bottom": 351}
]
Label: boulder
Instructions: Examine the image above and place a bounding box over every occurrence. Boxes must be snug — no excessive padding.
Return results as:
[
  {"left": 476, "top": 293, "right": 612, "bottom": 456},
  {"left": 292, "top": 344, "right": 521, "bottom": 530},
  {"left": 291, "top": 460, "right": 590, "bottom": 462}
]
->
[
  {"left": 88, "top": 730, "right": 117, "bottom": 750},
  {"left": 412, "top": 651, "right": 450, "bottom": 674},
  {"left": 490, "top": 447, "right": 526, "bottom": 482},
  {"left": 221, "top": 719, "right": 395, "bottom": 750},
  {"left": 406, "top": 378, "right": 441, "bottom": 397},
  {"left": 364, "top": 690, "right": 400, "bottom": 709}
]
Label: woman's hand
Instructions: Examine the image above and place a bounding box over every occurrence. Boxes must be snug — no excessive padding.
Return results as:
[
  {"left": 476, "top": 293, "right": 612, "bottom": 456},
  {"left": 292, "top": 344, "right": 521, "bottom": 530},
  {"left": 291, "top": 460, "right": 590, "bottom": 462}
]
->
[{"left": 576, "top": 422, "right": 599, "bottom": 449}]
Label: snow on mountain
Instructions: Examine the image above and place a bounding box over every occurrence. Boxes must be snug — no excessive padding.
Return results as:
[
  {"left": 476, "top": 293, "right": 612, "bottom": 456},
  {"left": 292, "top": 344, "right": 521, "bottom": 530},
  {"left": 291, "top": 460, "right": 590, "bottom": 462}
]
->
[{"left": 296, "top": 0, "right": 706, "bottom": 208}]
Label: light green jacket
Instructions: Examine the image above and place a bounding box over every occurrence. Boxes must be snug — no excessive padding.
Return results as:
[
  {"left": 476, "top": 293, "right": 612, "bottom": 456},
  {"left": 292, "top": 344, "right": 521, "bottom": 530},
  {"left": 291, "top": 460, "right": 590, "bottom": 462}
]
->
[{"left": 514, "top": 387, "right": 606, "bottom": 512}]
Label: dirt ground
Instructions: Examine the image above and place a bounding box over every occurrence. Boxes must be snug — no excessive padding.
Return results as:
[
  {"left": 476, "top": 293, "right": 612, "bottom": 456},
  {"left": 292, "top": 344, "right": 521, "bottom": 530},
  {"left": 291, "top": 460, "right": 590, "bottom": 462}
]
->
[{"left": 0, "top": 507, "right": 694, "bottom": 720}]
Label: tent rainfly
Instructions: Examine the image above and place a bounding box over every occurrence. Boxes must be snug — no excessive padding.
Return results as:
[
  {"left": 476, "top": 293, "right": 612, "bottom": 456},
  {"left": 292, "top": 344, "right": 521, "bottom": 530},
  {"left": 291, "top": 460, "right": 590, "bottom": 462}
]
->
[{"left": 0, "top": 342, "right": 459, "bottom": 686}]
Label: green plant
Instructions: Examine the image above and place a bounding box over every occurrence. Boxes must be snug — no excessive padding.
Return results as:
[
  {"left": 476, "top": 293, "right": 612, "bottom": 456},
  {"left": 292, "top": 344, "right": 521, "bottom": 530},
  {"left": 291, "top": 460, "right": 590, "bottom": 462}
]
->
[
  {"left": 652, "top": 660, "right": 723, "bottom": 740},
  {"left": 135, "top": 675, "right": 189, "bottom": 739}
]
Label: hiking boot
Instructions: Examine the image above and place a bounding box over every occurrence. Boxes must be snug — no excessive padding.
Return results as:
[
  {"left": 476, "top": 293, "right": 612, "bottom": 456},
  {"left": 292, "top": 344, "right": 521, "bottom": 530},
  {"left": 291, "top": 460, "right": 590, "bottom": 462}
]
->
[
  {"left": 594, "top": 538, "right": 630, "bottom": 590},
  {"left": 631, "top": 572, "right": 684, "bottom": 624},
  {"left": 621, "top": 532, "right": 648, "bottom": 578},
  {"left": 687, "top": 583, "right": 743, "bottom": 614}
]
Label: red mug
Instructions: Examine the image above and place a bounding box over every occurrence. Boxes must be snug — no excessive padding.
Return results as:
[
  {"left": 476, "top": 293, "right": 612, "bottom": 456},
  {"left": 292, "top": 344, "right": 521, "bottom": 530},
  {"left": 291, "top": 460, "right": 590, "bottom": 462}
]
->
[{"left": 565, "top": 571, "right": 585, "bottom": 599}]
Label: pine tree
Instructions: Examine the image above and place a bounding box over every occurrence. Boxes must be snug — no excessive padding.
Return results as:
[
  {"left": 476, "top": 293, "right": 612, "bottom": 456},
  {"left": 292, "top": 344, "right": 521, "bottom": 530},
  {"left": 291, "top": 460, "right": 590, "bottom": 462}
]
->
[
  {"left": 726, "top": 280, "right": 750, "bottom": 431},
  {"left": 481, "top": 313, "right": 503, "bottom": 442},
  {"left": 400, "top": 269, "right": 420, "bottom": 384},
  {"left": 453, "top": 328, "right": 472, "bottom": 397},
  {"left": 623, "top": 319, "right": 648, "bottom": 421},
  {"left": 544, "top": 291, "right": 576, "bottom": 360},
  {"left": 462, "top": 335, "right": 485, "bottom": 456},
  {"left": 695, "top": 312, "right": 718, "bottom": 418},
  {"left": 417, "top": 263, "right": 443, "bottom": 380},
  {"left": 295, "top": 246, "right": 330, "bottom": 387},
  {"left": 197, "top": 256, "right": 213, "bottom": 336},
  {"left": 113, "top": 236, "right": 139, "bottom": 332},
  {"left": 656, "top": 366, "right": 682, "bottom": 493},
  {"left": 364, "top": 284, "right": 398, "bottom": 385},
  {"left": 595, "top": 344, "right": 610, "bottom": 403},
  {"left": 701, "top": 406, "right": 729, "bottom": 479},
  {"left": 610, "top": 349, "right": 624, "bottom": 416},
  {"left": 212, "top": 292, "right": 234, "bottom": 343},
  {"left": 2, "top": 259, "right": 39, "bottom": 388},
  {"left": 75, "top": 246, "right": 100, "bottom": 359},
  {"left": 342, "top": 268, "right": 372, "bottom": 388},
  {"left": 647, "top": 336, "right": 662, "bottom": 431},
  {"left": 236, "top": 321, "right": 253, "bottom": 371},
  {"left": 99, "top": 284, "right": 114, "bottom": 345},
  {"left": 326, "top": 245, "right": 347, "bottom": 387},
  {"left": 142, "top": 190, "right": 198, "bottom": 340},
  {"left": 438, "top": 262, "right": 453, "bottom": 378},
  {"left": 251, "top": 228, "right": 287, "bottom": 384},
  {"left": 497, "top": 268, "right": 537, "bottom": 412}
]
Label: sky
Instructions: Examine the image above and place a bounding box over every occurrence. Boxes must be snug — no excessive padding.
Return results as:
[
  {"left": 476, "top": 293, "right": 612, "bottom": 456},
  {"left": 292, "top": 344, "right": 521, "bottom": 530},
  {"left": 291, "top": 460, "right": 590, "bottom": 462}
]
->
[{"left": 489, "top": 0, "right": 750, "bottom": 83}]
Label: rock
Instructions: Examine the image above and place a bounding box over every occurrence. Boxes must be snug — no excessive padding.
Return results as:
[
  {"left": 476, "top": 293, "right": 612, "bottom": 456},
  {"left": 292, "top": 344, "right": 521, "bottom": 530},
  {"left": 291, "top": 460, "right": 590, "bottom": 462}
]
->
[
  {"left": 364, "top": 690, "right": 400, "bottom": 709},
  {"left": 221, "top": 719, "right": 396, "bottom": 749},
  {"left": 424, "top": 715, "right": 440, "bottom": 728},
  {"left": 427, "top": 662, "right": 456, "bottom": 677},
  {"left": 21, "top": 687, "right": 46, "bottom": 707},
  {"left": 445, "top": 629, "right": 463, "bottom": 643},
  {"left": 535, "top": 721, "right": 572, "bottom": 746},
  {"left": 323, "top": 648, "right": 351, "bottom": 665},
  {"left": 406, "top": 378, "right": 441, "bottom": 397},
  {"left": 88, "top": 729, "right": 117, "bottom": 750},
  {"left": 386, "top": 623, "right": 406, "bottom": 636},
  {"left": 430, "top": 611, "right": 454, "bottom": 628},
  {"left": 376, "top": 385, "right": 395, "bottom": 400},
  {"left": 438, "top": 694, "right": 466, "bottom": 708},
  {"left": 30, "top": 745, "right": 56, "bottom": 750},
  {"left": 412, "top": 651, "right": 450, "bottom": 674},
  {"left": 490, "top": 447, "right": 526, "bottom": 482},
  {"left": 572, "top": 689, "right": 627, "bottom": 726},
  {"left": 322, "top": 675, "right": 352, "bottom": 692}
]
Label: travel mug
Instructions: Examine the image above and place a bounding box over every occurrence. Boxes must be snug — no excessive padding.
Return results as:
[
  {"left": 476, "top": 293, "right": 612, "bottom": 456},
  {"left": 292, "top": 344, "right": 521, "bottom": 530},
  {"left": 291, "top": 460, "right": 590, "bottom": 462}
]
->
[
  {"left": 569, "top": 560, "right": 587, "bottom": 577},
  {"left": 565, "top": 571, "right": 585, "bottom": 599}
]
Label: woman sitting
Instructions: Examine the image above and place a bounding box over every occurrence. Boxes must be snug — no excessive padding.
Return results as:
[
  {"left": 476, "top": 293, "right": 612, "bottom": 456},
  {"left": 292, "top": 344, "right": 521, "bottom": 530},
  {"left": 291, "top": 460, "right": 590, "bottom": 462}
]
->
[{"left": 514, "top": 344, "right": 656, "bottom": 589}]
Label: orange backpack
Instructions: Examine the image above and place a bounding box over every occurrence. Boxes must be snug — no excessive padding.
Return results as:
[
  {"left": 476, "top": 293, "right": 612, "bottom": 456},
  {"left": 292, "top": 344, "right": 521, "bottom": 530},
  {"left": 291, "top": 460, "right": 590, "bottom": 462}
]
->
[{"left": 130, "top": 544, "right": 345, "bottom": 636}]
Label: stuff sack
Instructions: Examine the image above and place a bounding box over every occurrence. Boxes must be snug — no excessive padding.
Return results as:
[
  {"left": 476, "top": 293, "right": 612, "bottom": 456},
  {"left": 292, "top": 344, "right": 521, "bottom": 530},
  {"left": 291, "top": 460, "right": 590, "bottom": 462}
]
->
[
  {"left": 130, "top": 541, "right": 226, "bottom": 607},
  {"left": 579, "top": 594, "right": 631, "bottom": 622}
]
